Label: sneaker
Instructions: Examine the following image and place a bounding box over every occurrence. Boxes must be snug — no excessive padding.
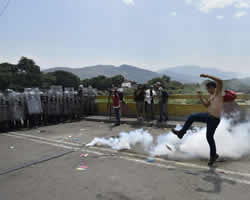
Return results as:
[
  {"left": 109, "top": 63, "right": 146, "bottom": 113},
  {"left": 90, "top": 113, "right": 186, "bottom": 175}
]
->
[
  {"left": 171, "top": 129, "right": 184, "bottom": 139},
  {"left": 208, "top": 154, "right": 219, "bottom": 166}
]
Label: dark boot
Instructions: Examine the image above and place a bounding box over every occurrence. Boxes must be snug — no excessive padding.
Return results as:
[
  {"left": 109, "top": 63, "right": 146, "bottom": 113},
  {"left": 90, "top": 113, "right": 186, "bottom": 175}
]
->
[
  {"left": 172, "top": 129, "right": 185, "bottom": 139},
  {"left": 208, "top": 154, "right": 219, "bottom": 166}
]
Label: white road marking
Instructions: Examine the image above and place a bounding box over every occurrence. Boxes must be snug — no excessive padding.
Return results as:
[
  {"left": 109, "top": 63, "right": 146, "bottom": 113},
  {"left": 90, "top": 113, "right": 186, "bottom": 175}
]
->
[
  {"left": 121, "top": 157, "right": 250, "bottom": 185},
  {"left": 119, "top": 156, "right": 176, "bottom": 169},
  {"left": 3, "top": 132, "right": 250, "bottom": 185},
  {"left": 8, "top": 132, "right": 82, "bottom": 147},
  {"left": 89, "top": 146, "right": 250, "bottom": 179},
  {"left": 218, "top": 175, "right": 250, "bottom": 185},
  {"left": 3, "top": 133, "right": 80, "bottom": 151},
  {"left": 3, "top": 133, "right": 107, "bottom": 156}
]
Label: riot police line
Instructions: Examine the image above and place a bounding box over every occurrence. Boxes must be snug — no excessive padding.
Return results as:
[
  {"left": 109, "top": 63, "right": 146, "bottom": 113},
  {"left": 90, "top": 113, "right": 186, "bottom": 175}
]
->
[{"left": 0, "top": 85, "right": 97, "bottom": 132}]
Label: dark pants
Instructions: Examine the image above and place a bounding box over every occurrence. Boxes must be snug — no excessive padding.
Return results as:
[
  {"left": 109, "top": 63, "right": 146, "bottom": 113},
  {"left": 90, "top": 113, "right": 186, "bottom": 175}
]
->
[
  {"left": 145, "top": 102, "right": 154, "bottom": 120},
  {"left": 136, "top": 101, "right": 144, "bottom": 119},
  {"left": 181, "top": 113, "right": 220, "bottom": 159},
  {"left": 159, "top": 101, "right": 168, "bottom": 121},
  {"left": 114, "top": 107, "right": 120, "bottom": 124}
]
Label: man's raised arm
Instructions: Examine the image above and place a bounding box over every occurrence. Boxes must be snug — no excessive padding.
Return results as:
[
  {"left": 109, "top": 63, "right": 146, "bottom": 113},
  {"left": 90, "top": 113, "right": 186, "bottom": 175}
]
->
[{"left": 200, "top": 74, "right": 223, "bottom": 94}]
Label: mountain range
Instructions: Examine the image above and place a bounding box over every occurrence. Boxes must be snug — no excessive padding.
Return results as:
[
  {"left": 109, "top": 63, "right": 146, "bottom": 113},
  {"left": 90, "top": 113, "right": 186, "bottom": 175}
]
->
[
  {"left": 224, "top": 77, "right": 250, "bottom": 93},
  {"left": 44, "top": 64, "right": 159, "bottom": 83},
  {"left": 159, "top": 65, "right": 243, "bottom": 83},
  {"left": 44, "top": 64, "right": 245, "bottom": 84}
]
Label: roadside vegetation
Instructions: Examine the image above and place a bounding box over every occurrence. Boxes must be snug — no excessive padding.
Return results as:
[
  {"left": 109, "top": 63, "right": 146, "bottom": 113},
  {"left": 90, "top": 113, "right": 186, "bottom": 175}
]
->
[{"left": 1, "top": 57, "right": 250, "bottom": 97}]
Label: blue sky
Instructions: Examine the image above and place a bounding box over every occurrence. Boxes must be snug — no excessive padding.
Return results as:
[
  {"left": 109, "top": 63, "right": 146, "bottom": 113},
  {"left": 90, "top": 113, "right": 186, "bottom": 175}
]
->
[{"left": 0, "top": 0, "right": 250, "bottom": 74}]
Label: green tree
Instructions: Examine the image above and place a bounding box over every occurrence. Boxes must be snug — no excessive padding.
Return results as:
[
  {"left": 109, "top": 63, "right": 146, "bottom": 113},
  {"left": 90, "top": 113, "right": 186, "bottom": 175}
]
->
[
  {"left": 16, "top": 57, "right": 42, "bottom": 88},
  {"left": 0, "top": 73, "right": 11, "bottom": 90},
  {"left": 48, "top": 70, "right": 80, "bottom": 89},
  {"left": 41, "top": 73, "right": 56, "bottom": 89},
  {"left": 162, "top": 75, "right": 171, "bottom": 83},
  {"left": 166, "top": 80, "right": 184, "bottom": 90},
  {"left": 17, "top": 57, "right": 40, "bottom": 74},
  {"left": 81, "top": 78, "right": 90, "bottom": 87},
  {"left": 147, "top": 75, "right": 183, "bottom": 91},
  {"left": 111, "top": 75, "right": 125, "bottom": 86},
  {"left": 0, "top": 63, "right": 17, "bottom": 90},
  {"left": 147, "top": 77, "right": 163, "bottom": 86},
  {"left": 81, "top": 75, "right": 124, "bottom": 90},
  {"left": 91, "top": 76, "right": 111, "bottom": 90}
]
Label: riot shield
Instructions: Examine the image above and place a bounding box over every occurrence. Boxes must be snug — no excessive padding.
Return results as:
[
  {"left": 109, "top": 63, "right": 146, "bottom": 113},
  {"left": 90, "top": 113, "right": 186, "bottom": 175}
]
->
[
  {"left": 8, "top": 92, "right": 25, "bottom": 121},
  {"left": 0, "top": 93, "right": 9, "bottom": 122},
  {"left": 48, "top": 86, "right": 63, "bottom": 117},
  {"left": 88, "top": 86, "right": 97, "bottom": 115},
  {"left": 40, "top": 91, "right": 49, "bottom": 124},
  {"left": 79, "top": 87, "right": 89, "bottom": 116},
  {"left": 73, "top": 92, "right": 81, "bottom": 119},
  {"left": 63, "top": 88, "right": 75, "bottom": 119},
  {"left": 24, "top": 88, "right": 43, "bottom": 115},
  {"left": 63, "top": 89, "right": 72, "bottom": 117},
  {"left": 0, "top": 92, "right": 10, "bottom": 131}
]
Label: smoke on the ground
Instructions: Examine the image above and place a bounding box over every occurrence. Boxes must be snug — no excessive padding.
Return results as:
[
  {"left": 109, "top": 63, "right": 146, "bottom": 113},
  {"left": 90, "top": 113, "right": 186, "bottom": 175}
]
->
[
  {"left": 86, "top": 129, "right": 153, "bottom": 151},
  {"left": 87, "top": 118, "right": 250, "bottom": 160}
]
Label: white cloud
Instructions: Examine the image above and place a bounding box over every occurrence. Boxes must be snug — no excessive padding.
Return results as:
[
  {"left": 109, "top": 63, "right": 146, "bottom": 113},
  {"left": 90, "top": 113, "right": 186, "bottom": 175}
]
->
[
  {"left": 122, "top": 0, "right": 135, "bottom": 6},
  {"left": 185, "top": 0, "right": 193, "bottom": 4},
  {"left": 170, "top": 11, "right": 177, "bottom": 16},
  {"left": 234, "top": 10, "right": 248, "bottom": 17},
  {"left": 216, "top": 15, "right": 225, "bottom": 19},
  {"left": 185, "top": 0, "right": 250, "bottom": 13},
  {"left": 235, "top": 1, "right": 250, "bottom": 8}
]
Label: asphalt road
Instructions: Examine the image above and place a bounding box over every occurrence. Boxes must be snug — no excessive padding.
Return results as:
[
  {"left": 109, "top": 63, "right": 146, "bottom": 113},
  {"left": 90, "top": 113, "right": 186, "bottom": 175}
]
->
[{"left": 1, "top": 120, "right": 250, "bottom": 200}]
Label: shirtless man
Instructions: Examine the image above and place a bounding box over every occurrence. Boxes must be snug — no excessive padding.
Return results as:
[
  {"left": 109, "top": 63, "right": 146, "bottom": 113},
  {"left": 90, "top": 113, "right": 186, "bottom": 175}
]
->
[{"left": 172, "top": 74, "right": 223, "bottom": 166}]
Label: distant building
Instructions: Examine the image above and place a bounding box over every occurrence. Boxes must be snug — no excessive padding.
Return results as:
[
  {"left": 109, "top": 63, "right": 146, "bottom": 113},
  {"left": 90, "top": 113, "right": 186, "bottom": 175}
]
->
[
  {"left": 121, "top": 81, "right": 137, "bottom": 88},
  {"left": 122, "top": 82, "right": 132, "bottom": 88}
]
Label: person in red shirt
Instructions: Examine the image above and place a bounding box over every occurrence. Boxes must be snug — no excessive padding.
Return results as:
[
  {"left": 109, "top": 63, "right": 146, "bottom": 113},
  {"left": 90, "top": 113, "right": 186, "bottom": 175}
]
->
[
  {"left": 112, "top": 87, "right": 120, "bottom": 126},
  {"left": 223, "top": 90, "right": 246, "bottom": 125}
]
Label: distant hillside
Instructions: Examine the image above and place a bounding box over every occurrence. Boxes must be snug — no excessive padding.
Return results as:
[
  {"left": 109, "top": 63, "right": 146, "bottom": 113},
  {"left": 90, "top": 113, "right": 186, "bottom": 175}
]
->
[
  {"left": 224, "top": 77, "right": 250, "bottom": 93},
  {"left": 44, "top": 64, "right": 160, "bottom": 83},
  {"left": 159, "top": 65, "right": 242, "bottom": 83},
  {"left": 44, "top": 64, "right": 246, "bottom": 84}
]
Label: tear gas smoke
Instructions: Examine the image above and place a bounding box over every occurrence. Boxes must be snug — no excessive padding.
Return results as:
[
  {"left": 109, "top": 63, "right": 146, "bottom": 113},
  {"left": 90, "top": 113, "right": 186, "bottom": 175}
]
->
[
  {"left": 87, "top": 118, "right": 250, "bottom": 160},
  {"left": 86, "top": 129, "right": 153, "bottom": 151}
]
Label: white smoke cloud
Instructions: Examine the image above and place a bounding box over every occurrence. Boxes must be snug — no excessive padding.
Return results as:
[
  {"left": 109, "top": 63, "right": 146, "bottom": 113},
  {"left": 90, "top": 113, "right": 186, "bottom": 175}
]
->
[
  {"left": 87, "top": 129, "right": 153, "bottom": 151},
  {"left": 151, "top": 119, "right": 250, "bottom": 160},
  {"left": 122, "top": 0, "right": 135, "bottom": 6},
  {"left": 87, "top": 118, "right": 250, "bottom": 161},
  {"left": 234, "top": 10, "right": 248, "bottom": 17},
  {"left": 185, "top": 0, "right": 193, "bottom": 5},
  {"left": 170, "top": 11, "right": 177, "bottom": 16},
  {"left": 216, "top": 15, "right": 225, "bottom": 19},
  {"left": 235, "top": 1, "right": 250, "bottom": 8},
  {"left": 185, "top": 0, "right": 250, "bottom": 13}
]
